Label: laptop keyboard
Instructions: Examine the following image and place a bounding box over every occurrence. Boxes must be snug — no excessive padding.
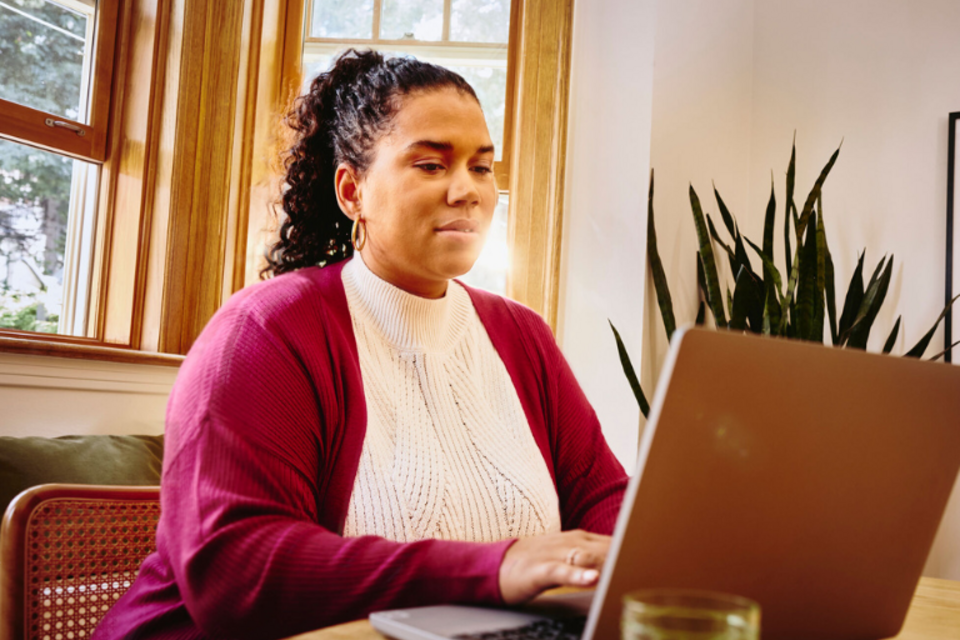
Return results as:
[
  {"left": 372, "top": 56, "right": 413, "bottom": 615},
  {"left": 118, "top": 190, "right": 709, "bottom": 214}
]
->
[{"left": 451, "top": 617, "right": 586, "bottom": 640}]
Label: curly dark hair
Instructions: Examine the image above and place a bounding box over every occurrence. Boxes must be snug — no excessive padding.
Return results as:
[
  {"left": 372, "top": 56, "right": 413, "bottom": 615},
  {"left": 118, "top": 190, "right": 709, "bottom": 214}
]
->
[{"left": 262, "top": 49, "right": 480, "bottom": 278}]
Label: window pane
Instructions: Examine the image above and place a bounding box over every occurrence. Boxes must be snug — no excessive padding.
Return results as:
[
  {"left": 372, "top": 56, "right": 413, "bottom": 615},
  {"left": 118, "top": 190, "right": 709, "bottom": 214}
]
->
[
  {"left": 301, "top": 52, "right": 335, "bottom": 93},
  {"left": 0, "top": 139, "right": 98, "bottom": 336},
  {"left": 0, "top": 0, "right": 94, "bottom": 123},
  {"left": 309, "top": 0, "right": 374, "bottom": 39},
  {"left": 460, "top": 193, "right": 508, "bottom": 294},
  {"left": 380, "top": 0, "right": 443, "bottom": 41},
  {"left": 298, "top": 48, "right": 507, "bottom": 162},
  {"left": 451, "top": 0, "right": 510, "bottom": 43},
  {"left": 449, "top": 64, "right": 507, "bottom": 161}
]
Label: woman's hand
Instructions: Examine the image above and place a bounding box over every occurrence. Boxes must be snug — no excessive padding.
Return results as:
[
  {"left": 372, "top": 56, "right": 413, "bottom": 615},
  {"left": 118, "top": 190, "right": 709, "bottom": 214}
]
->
[{"left": 498, "top": 530, "right": 611, "bottom": 604}]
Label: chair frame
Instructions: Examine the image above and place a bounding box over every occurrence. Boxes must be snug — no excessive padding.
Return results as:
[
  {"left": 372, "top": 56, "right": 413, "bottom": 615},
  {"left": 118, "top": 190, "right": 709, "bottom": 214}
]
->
[{"left": 0, "top": 484, "right": 161, "bottom": 640}]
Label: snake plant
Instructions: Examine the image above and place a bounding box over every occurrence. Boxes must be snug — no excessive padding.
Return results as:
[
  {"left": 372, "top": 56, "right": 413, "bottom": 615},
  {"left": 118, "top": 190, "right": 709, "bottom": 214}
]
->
[{"left": 615, "top": 140, "right": 960, "bottom": 418}]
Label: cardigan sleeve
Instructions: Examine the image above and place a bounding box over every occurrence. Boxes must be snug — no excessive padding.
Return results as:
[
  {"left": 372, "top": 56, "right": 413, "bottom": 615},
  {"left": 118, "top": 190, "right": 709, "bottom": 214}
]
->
[
  {"left": 158, "top": 298, "right": 511, "bottom": 639},
  {"left": 520, "top": 309, "right": 629, "bottom": 534},
  {"left": 548, "top": 341, "right": 629, "bottom": 533}
]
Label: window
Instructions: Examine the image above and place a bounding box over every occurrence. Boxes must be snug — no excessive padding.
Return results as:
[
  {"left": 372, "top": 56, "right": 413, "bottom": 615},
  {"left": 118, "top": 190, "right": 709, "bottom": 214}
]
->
[
  {"left": 0, "top": 0, "right": 117, "bottom": 337},
  {"left": 0, "top": 0, "right": 573, "bottom": 361},
  {"left": 300, "top": 0, "right": 514, "bottom": 294}
]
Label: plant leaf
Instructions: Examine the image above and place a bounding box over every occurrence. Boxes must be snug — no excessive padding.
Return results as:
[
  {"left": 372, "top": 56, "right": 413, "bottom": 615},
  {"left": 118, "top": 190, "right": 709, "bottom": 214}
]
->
[
  {"left": 730, "top": 265, "right": 763, "bottom": 333},
  {"left": 707, "top": 214, "right": 738, "bottom": 275},
  {"left": 776, "top": 223, "right": 805, "bottom": 335},
  {"left": 813, "top": 198, "right": 827, "bottom": 344},
  {"left": 795, "top": 212, "right": 820, "bottom": 341},
  {"left": 729, "top": 272, "right": 749, "bottom": 331},
  {"left": 610, "top": 320, "right": 650, "bottom": 418},
  {"left": 927, "top": 338, "right": 960, "bottom": 362},
  {"left": 733, "top": 227, "right": 756, "bottom": 282},
  {"left": 762, "top": 176, "right": 776, "bottom": 274},
  {"left": 796, "top": 143, "right": 841, "bottom": 242},
  {"left": 785, "top": 302, "right": 798, "bottom": 338},
  {"left": 690, "top": 185, "right": 727, "bottom": 327},
  {"left": 837, "top": 251, "right": 866, "bottom": 343},
  {"left": 823, "top": 228, "right": 838, "bottom": 346},
  {"left": 845, "top": 255, "right": 893, "bottom": 350},
  {"left": 697, "top": 251, "right": 707, "bottom": 296},
  {"left": 646, "top": 169, "right": 676, "bottom": 340},
  {"left": 784, "top": 137, "right": 796, "bottom": 277},
  {"left": 744, "top": 236, "right": 785, "bottom": 302},
  {"left": 882, "top": 316, "right": 901, "bottom": 354},
  {"left": 763, "top": 276, "right": 782, "bottom": 335},
  {"left": 713, "top": 183, "right": 737, "bottom": 240},
  {"left": 696, "top": 252, "right": 709, "bottom": 327},
  {"left": 904, "top": 292, "right": 960, "bottom": 358}
]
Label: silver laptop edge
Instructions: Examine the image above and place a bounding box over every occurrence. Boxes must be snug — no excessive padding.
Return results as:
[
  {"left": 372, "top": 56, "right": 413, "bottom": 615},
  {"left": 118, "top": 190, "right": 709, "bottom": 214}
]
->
[{"left": 580, "top": 324, "right": 691, "bottom": 640}]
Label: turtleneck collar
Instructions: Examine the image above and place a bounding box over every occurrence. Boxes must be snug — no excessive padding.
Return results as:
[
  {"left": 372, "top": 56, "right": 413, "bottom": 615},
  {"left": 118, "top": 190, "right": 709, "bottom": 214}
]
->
[{"left": 341, "top": 255, "right": 473, "bottom": 353}]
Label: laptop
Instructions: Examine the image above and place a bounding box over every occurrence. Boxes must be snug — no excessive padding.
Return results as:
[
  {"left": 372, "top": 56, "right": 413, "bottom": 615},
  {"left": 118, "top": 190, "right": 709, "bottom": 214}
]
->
[{"left": 370, "top": 326, "right": 960, "bottom": 640}]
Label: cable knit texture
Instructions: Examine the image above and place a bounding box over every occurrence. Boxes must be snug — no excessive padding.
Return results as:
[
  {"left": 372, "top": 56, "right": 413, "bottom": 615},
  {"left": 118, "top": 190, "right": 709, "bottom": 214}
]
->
[
  {"left": 342, "top": 256, "right": 561, "bottom": 542},
  {"left": 92, "top": 260, "right": 627, "bottom": 640}
]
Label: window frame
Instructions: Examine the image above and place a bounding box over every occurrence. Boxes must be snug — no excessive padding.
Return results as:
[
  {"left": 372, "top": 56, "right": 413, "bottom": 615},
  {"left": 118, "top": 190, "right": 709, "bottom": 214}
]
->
[
  {"left": 300, "top": 0, "right": 515, "bottom": 188},
  {"left": 501, "top": 0, "right": 573, "bottom": 328},
  {"left": 0, "top": 0, "right": 292, "bottom": 364},
  {"left": 289, "top": 0, "right": 581, "bottom": 327},
  {"left": 0, "top": 0, "right": 131, "bottom": 357},
  {"left": 0, "top": 0, "right": 119, "bottom": 162},
  {"left": 294, "top": 0, "right": 573, "bottom": 327}
]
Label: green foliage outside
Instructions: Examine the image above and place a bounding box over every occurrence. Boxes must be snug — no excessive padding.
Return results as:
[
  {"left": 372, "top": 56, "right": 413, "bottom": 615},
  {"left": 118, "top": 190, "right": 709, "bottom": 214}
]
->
[
  {"left": 0, "top": 0, "right": 88, "bottom": 334},
  {"left": 0, "top": 292, "right": 58, "bottom": 333}
]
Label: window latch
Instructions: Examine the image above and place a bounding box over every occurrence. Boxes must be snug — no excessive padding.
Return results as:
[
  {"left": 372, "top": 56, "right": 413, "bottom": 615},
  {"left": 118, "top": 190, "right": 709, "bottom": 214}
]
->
[{"left": 45, "top": 118, "right": 86, "bottom": 137}]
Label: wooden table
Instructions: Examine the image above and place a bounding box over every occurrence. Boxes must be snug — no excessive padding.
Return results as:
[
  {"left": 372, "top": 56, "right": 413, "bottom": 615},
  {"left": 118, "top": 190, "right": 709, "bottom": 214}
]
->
[{"left": 287, "top": 577, "right": 960, "bottom": 639}]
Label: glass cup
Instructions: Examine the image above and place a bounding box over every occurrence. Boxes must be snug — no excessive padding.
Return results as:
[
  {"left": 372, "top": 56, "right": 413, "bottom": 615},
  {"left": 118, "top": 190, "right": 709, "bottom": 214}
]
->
[{"left": 621, "top": 589, "right": 760, "bottom": 640}]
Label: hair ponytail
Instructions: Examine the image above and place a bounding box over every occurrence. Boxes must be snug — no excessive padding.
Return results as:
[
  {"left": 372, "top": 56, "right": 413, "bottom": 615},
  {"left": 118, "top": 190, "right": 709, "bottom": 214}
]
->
[{"left": 262, "top": 49, "right": 479, "bottom": 278}]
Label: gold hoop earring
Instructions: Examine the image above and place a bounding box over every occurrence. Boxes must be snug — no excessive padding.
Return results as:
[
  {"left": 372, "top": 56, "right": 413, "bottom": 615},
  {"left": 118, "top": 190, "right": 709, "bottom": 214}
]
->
[{"left": 351, "top": 216, "right": 367, "bottom": 252}]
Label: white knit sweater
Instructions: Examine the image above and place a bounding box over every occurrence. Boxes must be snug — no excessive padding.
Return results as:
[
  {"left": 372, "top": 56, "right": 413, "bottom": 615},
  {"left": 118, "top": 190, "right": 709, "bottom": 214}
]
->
[{"left": 341, "top": 256, "right": 562, "bottom": 543}]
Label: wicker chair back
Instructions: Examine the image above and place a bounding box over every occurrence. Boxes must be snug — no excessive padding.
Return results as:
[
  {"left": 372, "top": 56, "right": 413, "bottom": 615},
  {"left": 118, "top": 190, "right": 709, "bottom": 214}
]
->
[{"left": 0, "top": 484, "right": 160, "bottom": 640}]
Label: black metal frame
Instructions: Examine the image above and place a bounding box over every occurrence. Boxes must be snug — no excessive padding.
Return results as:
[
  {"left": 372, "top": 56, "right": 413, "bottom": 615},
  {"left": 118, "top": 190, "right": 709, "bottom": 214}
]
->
[{"left": 947, "top": 112, "right": 959, "bottom": 363}]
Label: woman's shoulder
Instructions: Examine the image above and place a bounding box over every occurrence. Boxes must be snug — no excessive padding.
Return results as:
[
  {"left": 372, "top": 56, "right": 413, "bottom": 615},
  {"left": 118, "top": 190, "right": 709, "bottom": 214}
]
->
[
  {"left": 184, "top": 263, "right": 353, "bottom": 363},
  {"left": 219, "top": 263, "right": 349, "bottom": 329}
]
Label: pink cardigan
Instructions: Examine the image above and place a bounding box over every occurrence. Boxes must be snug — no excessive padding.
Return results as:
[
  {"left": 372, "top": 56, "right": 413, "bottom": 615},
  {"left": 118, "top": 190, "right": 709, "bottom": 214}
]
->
[{"left": 94, "top": 261, "right": 627, "bottom": 640}]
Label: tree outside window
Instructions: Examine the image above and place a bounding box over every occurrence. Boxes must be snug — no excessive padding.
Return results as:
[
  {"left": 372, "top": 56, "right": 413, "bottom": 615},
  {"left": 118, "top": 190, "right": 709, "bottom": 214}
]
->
[{"left": 0, "top": 0, "right": 96, "bottom": 334}]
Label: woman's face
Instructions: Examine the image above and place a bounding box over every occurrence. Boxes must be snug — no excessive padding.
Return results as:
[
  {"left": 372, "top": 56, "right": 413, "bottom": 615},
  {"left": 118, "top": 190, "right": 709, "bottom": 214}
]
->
[{"left": 336, "top": 87, "right": 498, "bottom": 298}]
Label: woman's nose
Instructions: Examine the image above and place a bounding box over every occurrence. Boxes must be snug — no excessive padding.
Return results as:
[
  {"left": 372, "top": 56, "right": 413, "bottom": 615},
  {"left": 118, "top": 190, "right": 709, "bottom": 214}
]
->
[{"left": 447, "top": 167, "right": 481, "bottom": 206}]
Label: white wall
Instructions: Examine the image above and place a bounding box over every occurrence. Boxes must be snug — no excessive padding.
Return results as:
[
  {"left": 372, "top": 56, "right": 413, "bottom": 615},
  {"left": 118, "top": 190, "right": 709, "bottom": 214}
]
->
[
  {"left": 749, "top": 0, "right": 960, "bottom": 354},
  {"left": 637, "top": 0, "right": 960, "bottom": 580},
  {"left": 748, "top": 0, "right": 960, "bottom": 582},
  {"left": 644, "top": 0, "right": 756, "bottom": 391},
  {"left": 0, "top": 353, "right": 175, "bottom": 437},
  {"left": 559, "top": 0, "right": 658, "bottom": 472}
]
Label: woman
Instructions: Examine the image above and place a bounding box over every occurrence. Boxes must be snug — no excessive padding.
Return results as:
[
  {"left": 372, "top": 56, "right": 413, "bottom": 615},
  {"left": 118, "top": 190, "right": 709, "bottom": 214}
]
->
[{"left": 95, "top": 49, "right": 627, "bottom": 639}]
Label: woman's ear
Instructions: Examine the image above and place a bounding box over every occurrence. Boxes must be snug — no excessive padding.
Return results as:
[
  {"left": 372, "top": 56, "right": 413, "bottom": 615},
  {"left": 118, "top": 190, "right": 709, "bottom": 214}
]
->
[{"left": 334, "top": 164, "right": 362, "bottom": 220}]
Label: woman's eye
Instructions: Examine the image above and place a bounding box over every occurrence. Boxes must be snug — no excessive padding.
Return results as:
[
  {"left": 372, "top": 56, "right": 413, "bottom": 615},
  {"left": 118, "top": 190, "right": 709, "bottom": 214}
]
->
[
  {"left": 472, "top": 166, "right": 493, "bottom": 175},
  {"left": 417, "top": 163, "right": 445, "bottom": 172}
]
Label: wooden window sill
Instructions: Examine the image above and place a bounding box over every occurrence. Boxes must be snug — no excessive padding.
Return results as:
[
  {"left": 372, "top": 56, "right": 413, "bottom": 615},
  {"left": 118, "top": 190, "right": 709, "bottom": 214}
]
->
[{"left": 0, "top": 334, "right": 184, "bottom": 368}]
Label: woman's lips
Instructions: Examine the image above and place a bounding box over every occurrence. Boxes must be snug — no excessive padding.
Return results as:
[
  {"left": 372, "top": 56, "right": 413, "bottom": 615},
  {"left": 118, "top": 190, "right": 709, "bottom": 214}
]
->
[{"left": 435, "top": 219, "right": 479, "bottom": 234}]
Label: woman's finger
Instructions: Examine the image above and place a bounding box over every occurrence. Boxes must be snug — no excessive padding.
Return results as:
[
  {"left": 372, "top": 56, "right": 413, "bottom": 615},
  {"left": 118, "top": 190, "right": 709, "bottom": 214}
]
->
[
  {"left": 567, "top": 548, "right": 605, "bottom": 568},
  {"left": 542, "top": 561, "right": 600, "bottom": 589}
]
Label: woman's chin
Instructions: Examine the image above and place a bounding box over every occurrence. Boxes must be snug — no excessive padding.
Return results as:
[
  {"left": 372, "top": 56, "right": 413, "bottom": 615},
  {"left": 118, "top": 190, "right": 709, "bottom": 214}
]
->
[
  {"left": 435, "top": 258, "right": 481, "bottom": 283},
  {"left": 422, "top": 247, "right": 483, "bottom": 280}
]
